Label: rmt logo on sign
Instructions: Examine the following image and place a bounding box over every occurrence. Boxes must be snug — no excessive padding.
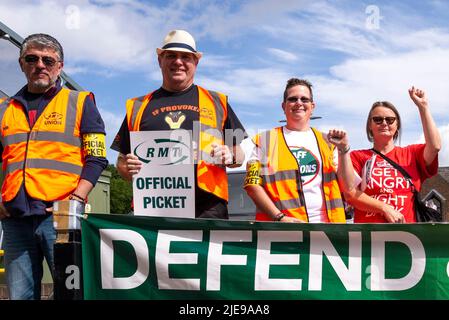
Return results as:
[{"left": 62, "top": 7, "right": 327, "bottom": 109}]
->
[{"left": 133, "top": 138, "right": 190, "bottom": 165}]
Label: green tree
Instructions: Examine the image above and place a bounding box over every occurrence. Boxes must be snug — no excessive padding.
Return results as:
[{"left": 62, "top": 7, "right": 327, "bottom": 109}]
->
[{"left": 106, "top": 164, "right": 133, "bottom": 214}]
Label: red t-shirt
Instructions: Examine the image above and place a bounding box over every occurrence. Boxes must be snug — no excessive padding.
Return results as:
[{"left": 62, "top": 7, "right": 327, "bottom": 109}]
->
[{"left": 350, "top": 144, "right": 438, "bottom": 223}]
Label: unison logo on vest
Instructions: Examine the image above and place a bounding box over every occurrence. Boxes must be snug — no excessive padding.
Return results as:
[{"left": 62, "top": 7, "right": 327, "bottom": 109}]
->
[{"left": 44, "top": 112, "right": 63, "bottom": 125}]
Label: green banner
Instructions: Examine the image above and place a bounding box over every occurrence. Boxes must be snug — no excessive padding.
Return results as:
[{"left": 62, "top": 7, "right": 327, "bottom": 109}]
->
[{"left": 82, "top": 214, "right": 449, "bottom": 300}]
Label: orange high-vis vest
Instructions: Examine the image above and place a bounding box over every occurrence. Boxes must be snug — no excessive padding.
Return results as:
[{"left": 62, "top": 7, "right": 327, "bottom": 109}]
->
[
  {"left": 0, "top": 88, "right": 89, "bottom": 202},
  {"left": 252, "top": 127, "right": 346, "bottom": 222},
  {"left": 125, "top": 85, "right": 229, "bottom": 201}
]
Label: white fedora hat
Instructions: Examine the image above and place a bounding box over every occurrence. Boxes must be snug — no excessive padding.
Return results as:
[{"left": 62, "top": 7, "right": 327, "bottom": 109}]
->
[{"left": 156, "top": 30, "right": 202, "bottom": 59}]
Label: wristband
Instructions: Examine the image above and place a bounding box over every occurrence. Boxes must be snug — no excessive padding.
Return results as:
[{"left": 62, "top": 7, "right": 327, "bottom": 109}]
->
[
  {"left": 70, "top": 193, "right": 86, "bottom": 203},
  {"left": 338, "top": 145, "right": 350, "bottom": 154},
  {"left": 274, "top": 212, "right": 286, "bottom": 221}
]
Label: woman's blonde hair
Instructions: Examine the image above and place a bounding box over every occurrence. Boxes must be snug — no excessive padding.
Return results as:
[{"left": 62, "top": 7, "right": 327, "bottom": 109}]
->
[{"left": 366, "top": 101, "right": 401, "bottom": 142}]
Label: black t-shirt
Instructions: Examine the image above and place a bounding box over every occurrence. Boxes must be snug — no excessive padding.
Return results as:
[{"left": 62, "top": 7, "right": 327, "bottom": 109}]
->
[
  {"left": 111, "top": 85, "right": 247, "bottom": 218},
  {"left": 139, "top": 84, "right": 199, "bottom": 131}
]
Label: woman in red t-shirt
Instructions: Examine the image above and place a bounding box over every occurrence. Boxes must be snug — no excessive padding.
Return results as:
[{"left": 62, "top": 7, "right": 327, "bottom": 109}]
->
[{"left": 346, "top": 87, "right": 440, "bottom": 223}]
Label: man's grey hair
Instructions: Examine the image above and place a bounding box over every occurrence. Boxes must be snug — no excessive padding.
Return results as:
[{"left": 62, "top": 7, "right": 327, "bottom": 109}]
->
[{"left": 20, "top": 33, "right": 64, "bottom": 61}]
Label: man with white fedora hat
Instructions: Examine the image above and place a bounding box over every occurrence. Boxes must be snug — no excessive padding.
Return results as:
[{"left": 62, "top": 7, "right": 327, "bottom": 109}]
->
[
  {"left": 156, "top": 29, "right": 202, "bottom": 59},
  {"left": 112, "top": 29, "right": 247, "bottom": 219}
]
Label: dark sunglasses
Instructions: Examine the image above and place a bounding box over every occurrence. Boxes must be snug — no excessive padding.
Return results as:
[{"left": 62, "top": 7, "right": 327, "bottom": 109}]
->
[
  {"left": 23, "top": 54, "right": 60, "bottom": 67},
  {"left": 286, "top": 96, "right": 312, "bottom": 104},
  {"left": 372, "top": 116, "right": 396, "bottom": 125}
]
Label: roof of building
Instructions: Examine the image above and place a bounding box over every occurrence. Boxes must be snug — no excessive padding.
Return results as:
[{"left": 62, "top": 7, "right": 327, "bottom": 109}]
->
[{"left": 438, "top": 167, "right": 449, "bottom": 183}]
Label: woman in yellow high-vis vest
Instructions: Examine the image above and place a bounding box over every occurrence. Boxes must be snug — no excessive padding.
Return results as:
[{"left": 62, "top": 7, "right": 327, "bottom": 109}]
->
[{"left": 245, "top": 78, "right": 357, "bottom": 223}]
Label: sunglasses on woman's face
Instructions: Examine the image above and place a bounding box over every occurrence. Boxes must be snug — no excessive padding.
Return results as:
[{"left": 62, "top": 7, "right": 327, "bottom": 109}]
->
[
  {"left": 372, "top": 116, "right": 396, "bottom": 125},
  {"left": 22, "top": 54, "right": 60, "bottom": 67}
]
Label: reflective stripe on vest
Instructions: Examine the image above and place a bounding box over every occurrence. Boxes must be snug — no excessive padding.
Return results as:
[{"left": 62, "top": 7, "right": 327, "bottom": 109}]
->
[
  {"left": 313, "top": 128, "right": 345, "bottom": 222},
  {"left": 126, "top": 94, "right": 152, "bottom": 131},
  {"left": 253, "top": 127, "right": 345, "bottom": 222},
  {"left": 125, "top": 85, "right": 229, "bottom": 201},
  {"left": 0, "top": 98, "right": 10, "bottom": 116},
  {"left": 0, "top": 88, "right": 87, "bottom": 201}
]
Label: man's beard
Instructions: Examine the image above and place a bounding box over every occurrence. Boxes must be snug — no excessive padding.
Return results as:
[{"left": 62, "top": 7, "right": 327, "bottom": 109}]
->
[{"left": 29, "top": 76, "right": 57, "bottom": 92}]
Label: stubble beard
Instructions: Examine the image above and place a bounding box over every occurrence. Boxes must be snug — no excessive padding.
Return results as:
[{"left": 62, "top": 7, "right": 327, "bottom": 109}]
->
[{"left": 28, "top": 76, "right": 57, "bottom": 93}]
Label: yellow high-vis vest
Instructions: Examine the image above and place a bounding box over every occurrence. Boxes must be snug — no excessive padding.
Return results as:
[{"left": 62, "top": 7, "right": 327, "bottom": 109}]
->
[
  {"left": 125, "top": 85, "right": 229, "bottom": 201},
  {"left": 253, "top": 127, "right": 346, "bottom": 222},
  {"left": 0, "top": 88, "right": 88, "bottom": 201}
]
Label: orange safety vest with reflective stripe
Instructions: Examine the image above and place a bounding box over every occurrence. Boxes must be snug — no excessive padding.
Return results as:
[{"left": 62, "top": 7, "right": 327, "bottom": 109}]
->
[
  {"left": 0, "top": 88, "right": 88, "bottom": 202},
  {"left": 253, "top": 127, "right": 346, "bottom": 222},
  {"left": 125, "top": 85, "right": 229, "bottom": 201}
]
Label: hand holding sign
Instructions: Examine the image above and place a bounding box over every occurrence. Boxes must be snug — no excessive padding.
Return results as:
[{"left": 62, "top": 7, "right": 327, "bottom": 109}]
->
[
  {"left": 126, "top": 153, "right": 143, "bottom": 176},
  {"left": 210, "top": 143, "right": 233, "bottom": 165}
]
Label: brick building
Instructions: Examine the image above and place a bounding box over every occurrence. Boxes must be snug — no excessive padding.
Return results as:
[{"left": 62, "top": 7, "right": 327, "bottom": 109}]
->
[{"left": 421, "top": 167, "right": 449, "bottom": 221}]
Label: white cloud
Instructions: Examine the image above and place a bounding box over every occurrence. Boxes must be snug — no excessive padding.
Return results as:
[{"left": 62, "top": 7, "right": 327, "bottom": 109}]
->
[
  {"left": 200, "top": 54, "right": 237, "bottom": 69},
  {"left": 190, "top": 0, "right": 310, "bottom": 41},
  {"left": 438, "top": 125, "right": 449, "bottom": 167},
  {"left": 416, "top": 124, "right": 449, "bottom": 167},
  {"left": 197, "top": 67, "right": 292, "bottom": 107},
  {"left": 393, "top": 28, "right": 449, "bottom": 51},
  {"left": 0, "top": 42, "right": 19, "bottom": 61},
  {"left": 63, "top": 63, "right": 118, "bottom": 78},
  {"left": 196, "top": 42, "right": 449, "bottom": 152},
  {"left": 311, "top": 48, "right": 449, "bottom": 119},
  {"left": 62, "top": 65, "right": 90, "bottom": 76},
  {"left": 300, "top": 45, "right": 449, "bottom": 163},
  {"left": 0, "top": 0, "right": 163, "bottom": 70},
  {"left": 261, "top": 2, "right": 387, "bottom": 58},
  {"left": 267, "top": 48, "right": 298, "bottom": 62},
  {"left": 99, "top": 107, "right": 123, "bottom": 163}
]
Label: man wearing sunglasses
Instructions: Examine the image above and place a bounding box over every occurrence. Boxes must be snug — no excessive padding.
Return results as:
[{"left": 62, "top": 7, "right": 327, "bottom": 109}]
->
[
  {"left": 111, "top": 30, "right": 246, "bottom": 219},
  {"left": 244, "top": 78, "right": 355, "bottom": 223},
  {"left": 0, "top": 33, "right": 108, "bottom": 299}
]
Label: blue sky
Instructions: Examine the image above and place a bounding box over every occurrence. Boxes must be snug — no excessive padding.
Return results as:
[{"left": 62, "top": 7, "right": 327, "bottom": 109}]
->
[{"left": 1, "top": 0, "right": 448, "bottom": 167}]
